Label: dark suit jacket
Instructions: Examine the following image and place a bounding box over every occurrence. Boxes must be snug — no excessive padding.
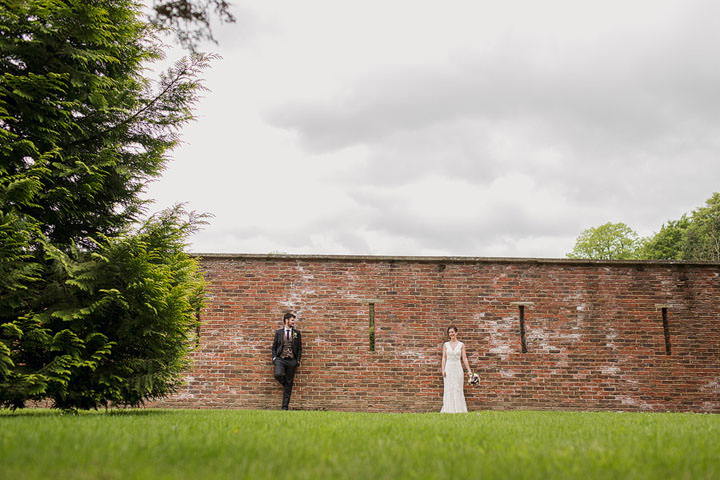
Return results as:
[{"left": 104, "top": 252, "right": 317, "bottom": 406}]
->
[{"left": 272, "top": 328, "right": 302, "bottom": 363}]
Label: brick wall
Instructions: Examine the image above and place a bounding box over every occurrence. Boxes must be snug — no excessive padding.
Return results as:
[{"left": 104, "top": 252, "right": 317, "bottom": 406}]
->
[{"left": 152, "top": 254, "right": 720, "bottom": 412}]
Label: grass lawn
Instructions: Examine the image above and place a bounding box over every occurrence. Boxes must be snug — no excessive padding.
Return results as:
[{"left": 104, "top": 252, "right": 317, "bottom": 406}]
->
[{"left": 0, "top": 409, "right": 718, "bottom": 479}]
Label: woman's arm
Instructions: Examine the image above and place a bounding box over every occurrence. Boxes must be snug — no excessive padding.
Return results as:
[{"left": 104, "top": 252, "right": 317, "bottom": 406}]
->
[
  {"left": 441, "top": 343, "right": 447, "bottom": 377},
  {"left": 461, "top": 344, "right": 471, "bottom": 374}
]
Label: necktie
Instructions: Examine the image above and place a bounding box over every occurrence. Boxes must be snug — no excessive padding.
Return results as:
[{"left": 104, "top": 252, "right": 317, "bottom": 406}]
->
[{"left": 286, "top": 330, "right": 290, "bottom": 342}]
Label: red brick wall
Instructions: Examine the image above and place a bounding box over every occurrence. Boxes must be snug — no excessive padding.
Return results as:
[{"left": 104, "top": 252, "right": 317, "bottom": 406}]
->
[{"left": 152, "top": 255, "right": 720, "bottom": 412}]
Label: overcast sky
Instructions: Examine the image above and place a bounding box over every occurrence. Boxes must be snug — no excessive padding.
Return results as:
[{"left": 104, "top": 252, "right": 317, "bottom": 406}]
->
[{"left": 144, "top": 0, "right": 720, "bottom": 258}]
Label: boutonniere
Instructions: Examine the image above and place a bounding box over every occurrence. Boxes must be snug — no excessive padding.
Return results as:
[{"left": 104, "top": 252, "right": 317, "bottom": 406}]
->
[{"left": 292, "top": 331, "right": 298, "bottom": 339}]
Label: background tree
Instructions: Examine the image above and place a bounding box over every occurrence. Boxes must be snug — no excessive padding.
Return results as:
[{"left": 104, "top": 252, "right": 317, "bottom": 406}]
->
[
  {"left": 637, "top": 217, "right": 689, "bottom": 260},
  {"left": 682, "top": 193, "right": 720, "bottom": 262},
  {"left": 567, "top": 222, "right": 641, "bottom": 260},
  {"left": 568, "top": 193, "right": 720, "bottom": 262},
  {"left": 150, "top": 0, "right": 236, "bottom": 50},
  {"left": 0, "top": 0, "right": 213, "bottom": 409}
]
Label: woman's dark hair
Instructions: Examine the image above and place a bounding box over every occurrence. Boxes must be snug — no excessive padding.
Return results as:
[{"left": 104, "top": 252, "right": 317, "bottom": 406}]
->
[{"left": 447, "top": 325, "right": 458, "bottom": 334}]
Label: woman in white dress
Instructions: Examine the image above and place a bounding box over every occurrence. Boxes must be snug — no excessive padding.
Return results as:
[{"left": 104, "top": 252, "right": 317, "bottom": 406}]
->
[{"left": 441, "top": 325, "right": 472, "bottom": 413}]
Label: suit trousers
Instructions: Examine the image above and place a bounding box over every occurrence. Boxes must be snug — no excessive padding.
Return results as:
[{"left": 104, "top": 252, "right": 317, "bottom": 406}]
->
[{"left": 274, "top": 357, "right": 298, "bottom": 409}]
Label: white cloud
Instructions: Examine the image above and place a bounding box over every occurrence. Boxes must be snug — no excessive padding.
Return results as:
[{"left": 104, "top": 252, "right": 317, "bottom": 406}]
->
[{"left": 146, "top": 0, "right": 720, "bottom": 257}]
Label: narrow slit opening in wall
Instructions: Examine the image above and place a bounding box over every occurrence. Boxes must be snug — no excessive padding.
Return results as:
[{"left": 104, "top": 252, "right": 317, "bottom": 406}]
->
[
  {"left": 519, "top": 305, "right": 527, "bottom": 353},
  {"left": 661, "top": 307, "right": 671, "bottom": 355},
  {"left": 195, "top": 307, "right": 201, "bottom": 347},
  {"left": 369, "top": 303, "right": 375, "bottom": 351}
]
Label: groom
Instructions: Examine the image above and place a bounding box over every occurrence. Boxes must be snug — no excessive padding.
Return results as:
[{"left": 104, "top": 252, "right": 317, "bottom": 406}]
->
[{"left": 272, "top": 312, "right": 302, "bottom": 410}]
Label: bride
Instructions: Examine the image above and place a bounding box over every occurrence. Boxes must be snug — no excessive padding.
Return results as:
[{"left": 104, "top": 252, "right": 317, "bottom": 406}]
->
[{"left": 441, "top": 325, "right": 472, "bottom": 413}]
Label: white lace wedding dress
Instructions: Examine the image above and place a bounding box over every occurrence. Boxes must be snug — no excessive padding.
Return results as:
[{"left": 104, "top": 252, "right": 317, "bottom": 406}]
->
[{"left": 441, "top": 341, "right": 467, "bottom": 413}]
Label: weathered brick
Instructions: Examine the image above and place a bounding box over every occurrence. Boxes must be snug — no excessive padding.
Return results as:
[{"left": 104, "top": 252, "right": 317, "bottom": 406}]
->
[{"left": 149, "top": 254, "right": 720, "bottom": 413}]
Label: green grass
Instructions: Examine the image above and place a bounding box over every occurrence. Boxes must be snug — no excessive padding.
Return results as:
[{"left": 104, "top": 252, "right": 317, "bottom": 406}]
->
[{"left": 1, "top": 409, "right": 718, "bottom": 479}]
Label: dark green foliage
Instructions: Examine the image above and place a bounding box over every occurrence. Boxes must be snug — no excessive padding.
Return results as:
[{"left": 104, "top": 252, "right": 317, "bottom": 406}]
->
[
  {"left": 637, "top": 217, "right": 689, "bottom": 260},
  {"left": 1, "top": 0, "right": 212, "bottom": 246},
  {"left": 639, "top": 193, "right": 720, "bottom": 262},
  {"left": 682, "top": 193, "right": 720, "bottom": 262},
  {"left": 0, "top": 1, "right": 211, "bottom": 409},
  {"left": 0, "top": 208, "right": 205, "bottom": 410}
]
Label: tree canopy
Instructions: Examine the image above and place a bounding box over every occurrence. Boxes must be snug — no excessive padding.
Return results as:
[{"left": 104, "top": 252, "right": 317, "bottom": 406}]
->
[
  {"left": 567, "top": 222, "right": 641, "bottom": 260},
  {"left": 0, "top": 0, "right": 213, "bottom": 409},
  {"left": 150, "top": 0, "right": 235, "bottom": 50},
  {"left": 637, "top": 217, "right": 689, "bottom": 260},
  {"left": 681, "top": 193, "right": 720, "bottom": 262},
  {"left": 567, "top": 193, "right": 720, "bottom": 262}
]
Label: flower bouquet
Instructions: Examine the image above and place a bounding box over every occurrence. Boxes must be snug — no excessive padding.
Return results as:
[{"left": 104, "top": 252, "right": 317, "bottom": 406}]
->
[{"left": 468, "top": 372, "right": 480, "bottom": 386}]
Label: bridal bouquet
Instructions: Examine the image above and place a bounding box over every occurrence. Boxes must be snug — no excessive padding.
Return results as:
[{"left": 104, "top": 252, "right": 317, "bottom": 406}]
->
[{"left": 468, "top": 372, "right": 480, "bottom": 386}]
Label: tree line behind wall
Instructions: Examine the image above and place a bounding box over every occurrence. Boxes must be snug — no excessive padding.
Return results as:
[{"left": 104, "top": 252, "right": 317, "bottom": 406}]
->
[{"left": 568, "top": 192, "right": 720, "bottom": 262}]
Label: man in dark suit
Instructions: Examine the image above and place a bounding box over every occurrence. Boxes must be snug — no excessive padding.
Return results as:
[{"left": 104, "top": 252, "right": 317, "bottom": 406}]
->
[{"left": 272, "top": 312, "right": 302, "bottom": 410}]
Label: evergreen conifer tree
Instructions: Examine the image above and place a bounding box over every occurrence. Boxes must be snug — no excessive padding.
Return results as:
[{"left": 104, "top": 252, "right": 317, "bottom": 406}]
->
[{"left": 1, "top": 0, "right": 212, "bottom": 409}]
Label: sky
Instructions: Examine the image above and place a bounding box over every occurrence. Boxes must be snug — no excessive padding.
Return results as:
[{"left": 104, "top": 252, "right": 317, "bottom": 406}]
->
[{"left": 144, "top": 0, "right": 720, "bottom": 258}]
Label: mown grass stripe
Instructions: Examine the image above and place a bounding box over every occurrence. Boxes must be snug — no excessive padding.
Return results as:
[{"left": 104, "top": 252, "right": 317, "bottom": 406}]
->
[{"left": 0, "top": 409, "right": 717, "bottom": 479}]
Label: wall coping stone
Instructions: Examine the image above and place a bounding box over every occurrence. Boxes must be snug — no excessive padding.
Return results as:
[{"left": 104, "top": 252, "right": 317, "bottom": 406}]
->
[{"left": 192, "top": 252, "right": 720, "bottom": 268}]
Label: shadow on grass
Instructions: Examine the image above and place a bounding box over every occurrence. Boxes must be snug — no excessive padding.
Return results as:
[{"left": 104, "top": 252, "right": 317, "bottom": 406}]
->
[
  {"left": 0, "top": 409, "right": 62, "bottom": 418},
  {"left": 0, "top": 408, "right": 178, "bottom": 418},
  {"left": 106, "top": 409, "right": 177, "bottom": 416}
]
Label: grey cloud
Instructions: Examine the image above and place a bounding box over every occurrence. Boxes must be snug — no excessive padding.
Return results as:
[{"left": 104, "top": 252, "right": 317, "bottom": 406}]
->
[
  {"left": 192, "top": 2, "right": 720, "bottom": 257},
  {"left": 270, "top": 31, "right": 720, "bottom": 155},
  {"left": 267, "top": 2, "right": 720, "bottom": 187},
  {"left": 190, "top": 214, "right": 375, "bottom": 255},
  {"left": 210, "top": 5, "right": 276, "bottom": 48},
  {"left": 341, "top": 188, "right": 581, "bottom": 253}
]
